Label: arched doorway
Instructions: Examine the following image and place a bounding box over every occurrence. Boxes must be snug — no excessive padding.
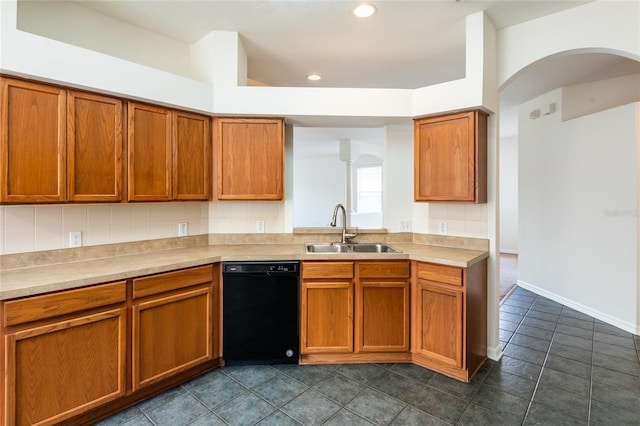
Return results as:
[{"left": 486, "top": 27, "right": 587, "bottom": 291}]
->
[{"left": 497, "top": 50, "right": 639, "bottom": 329}]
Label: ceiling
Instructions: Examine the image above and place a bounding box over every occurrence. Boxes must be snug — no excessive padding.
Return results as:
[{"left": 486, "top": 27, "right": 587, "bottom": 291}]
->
[
  {"left": 72, "top": 0, "right": 594, "bottom": 90},
  {"left": 67, "top": 1, "right": 638, "bottom": 134}
]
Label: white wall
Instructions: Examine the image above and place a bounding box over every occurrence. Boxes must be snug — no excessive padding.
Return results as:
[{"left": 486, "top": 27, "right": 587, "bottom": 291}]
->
[
  {"left": 384, "top": 125, "right": 415, "bottom": 232},
  {"left": 0, "top": 0, "right": 498, "bottom": 246},
  {"left": 563, "top": 73, "right": 640, "bottom": 121},
  {"left": 293, "top": 156, "right": 346, "bottom": 228},
  {"left": 497, "top": 0, "right": 640, "bottom": 88},
  {"left": 518, "top": 88, "right": 638, "bottom": 333},
  {"left": 17, "top": 0, "right": 192, "bottom": 78},
  {"left": 500, "top": 136, "right": 518, "bottom": 253}
]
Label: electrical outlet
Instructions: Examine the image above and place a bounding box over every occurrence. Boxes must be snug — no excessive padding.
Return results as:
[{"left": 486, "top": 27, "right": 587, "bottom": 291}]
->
[
  {"left": 178, "top": 222, "right": 188, "bottom": 237},
  {"left": 400, "top": 220, "right": 412, "bottom": 232},
  {"left": 69, "top": 231, "right": 82, "bottom": 248},
  {"left": 256, "top": 220, "right": 265, "bottom": 233},
  {"left": 438, "top": 221, "right": 448, "bottom": 235}
]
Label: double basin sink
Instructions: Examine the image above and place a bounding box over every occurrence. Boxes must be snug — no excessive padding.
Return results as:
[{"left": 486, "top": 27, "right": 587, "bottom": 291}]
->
[{"left": 305, "top": 243, "right": 401, "bottom": 254}]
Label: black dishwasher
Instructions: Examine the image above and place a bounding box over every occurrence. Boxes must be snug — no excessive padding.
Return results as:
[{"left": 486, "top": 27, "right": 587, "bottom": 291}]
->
[{"left": 222, "top": 261, "right": 299, "bottom": 365}]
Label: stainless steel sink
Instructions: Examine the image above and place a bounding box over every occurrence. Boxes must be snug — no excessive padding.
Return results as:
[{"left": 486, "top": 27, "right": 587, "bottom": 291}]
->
[
  {"left": 347, "top": 243, "right": 401, "bottom": 253},
  {"left": 304, "top": 243, "right": 401, "bottom": 254},
  {"left": 304, "top": 243, "right": 351, "bottom": 253}
]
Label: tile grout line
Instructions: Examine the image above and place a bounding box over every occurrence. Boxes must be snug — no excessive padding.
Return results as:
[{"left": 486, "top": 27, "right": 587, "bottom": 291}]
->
[
  {"left": 586, "top": 320, "right": 596, "bottom": 426},
  {"left": 454, "top": 361, "right": 496, "bottom": 426},
  {"left": 181, "top": 385, "right": 230, "bottom": 425},
  {"left": 512, "top": 294, "right": 561, "bottom": 425}
]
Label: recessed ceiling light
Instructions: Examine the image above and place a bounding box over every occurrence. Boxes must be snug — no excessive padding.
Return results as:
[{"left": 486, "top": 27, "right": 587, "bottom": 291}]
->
[
  {"left": 307, "top": 74, "right": 322, "bottom": 81},
  {"left": 353, "top": 4, "right": 376, "bottom": 18}
]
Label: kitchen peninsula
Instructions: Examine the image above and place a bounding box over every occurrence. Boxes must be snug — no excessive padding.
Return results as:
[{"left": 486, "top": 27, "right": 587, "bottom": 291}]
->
[{"left": 0, "top": 233, "right": 488, "bottom": 425}]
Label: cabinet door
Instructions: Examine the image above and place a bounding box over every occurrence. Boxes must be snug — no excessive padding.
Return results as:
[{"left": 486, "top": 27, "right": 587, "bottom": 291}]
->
[
  {"left": 68, "top": 91, "right": 123, "bottom": 202},
  {"left": 2, "top": 281, "right": 127, "bottom": 426},
  {"left": 214, "top": 118, "right": 284, "bottom": 200},
  {"left": 356, "top": 280, "right": 409, "bottom": 353},
  {"left": 0, "top": 78, "right": 66, "bottom": 203},
  {"left": 173, "top": 110, "right": 210, "bottom": 200},
  {"left": 132, "top": 285, "right": 213, "bottom": 390},
  {"left": 301, "top": 281, "right": 353, "bottom": 353},
  {"left": 415, "top": 280, "right": 464, "bottom": 368},
  {"left": 414, "top": 110, "right": 486, "bottom": 203},
  {"left": 127, "top": 102, "right": 172, "bottom": 201},
  {"left": 4, "top": 309, "right": 126, "bottom": 426}
]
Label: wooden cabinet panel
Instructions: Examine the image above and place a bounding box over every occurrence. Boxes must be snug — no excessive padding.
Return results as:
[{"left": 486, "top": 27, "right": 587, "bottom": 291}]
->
[
  {"left": 414, "top": 110, "right": 487, "bottom": 203},
  {"left": 3, "top": 281, "right": 126, "bottom": 327},
  {"left": 173, "top": 111, "right": 210, "bottom": 200},
  {"left": 214, "top": 118, "right": 284, "bottom": 200},
  {"left": 302, "top": 261, "right": 354, "bottom": 279},
  {"left": 416, "top": 262, "right": 463, "bottom": 286},
  {"left": 358, "top": 261, "right": 410, "bottom": 279},
  {"left": 0, "top": 265, "right": 221, "bottom": 424},
  {"left": 356, "top": 281, "right": 409, "bottom": 352},
  {"left": 414, "top": 281, "right": 463, "bottom": 367},
  {"left": 412, "top": 260, "right": 487, "bottom": 382},
  {"left": 301, "top": 281, "right": 353, "bottom": 353},
  {"left": 132, "top": 265, "right": 215, "bottom": 391},
  {"left": 132, "top": 286, "right": 212, "bottom": 390},
  {"left": 0, "top": 78, "right": 66, "bottom": 203},
  {"left": 127, "top": 102, "right": 172, "bottom": 201},
  {"left": 67, "top": 91, "right": 123, "bottom": 202},
  {"left": 132, "top": 265, "right": 213, "bottom": 299},
  {"left": 301, "top": 260, "right": 410, "bottom": 358},
  {"left": 2, "top": 283, "right": 126, "bottom": 426}
]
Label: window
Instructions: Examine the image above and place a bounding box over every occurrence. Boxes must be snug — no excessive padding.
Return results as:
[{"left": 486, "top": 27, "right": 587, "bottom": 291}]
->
[{"left": 356, "top": 165, "right": 382, "bottom": 213}]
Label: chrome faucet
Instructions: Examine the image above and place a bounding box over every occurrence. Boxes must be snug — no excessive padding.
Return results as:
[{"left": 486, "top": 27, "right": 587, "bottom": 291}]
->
[{"left": 330, "top": 203, "right": 357, "bottom": 244}]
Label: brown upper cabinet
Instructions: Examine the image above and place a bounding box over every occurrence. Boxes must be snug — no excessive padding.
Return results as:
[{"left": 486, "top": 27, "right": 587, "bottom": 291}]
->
[
  {"left": 173, "top": 110, "right": 210, "bottom": 200},
  {"left": 213, "top": 117, "right": 284, "bottom": 200},
  {"left": 127, "top": 103, "right": 210, "bottom": 202},
  {"left": 68, "top": 90, "right": 123, "bottom": 202},
  {"left": 1, "top": 78, "right": 125, "bottom": 204},
  {"left": 1, "top": 77, "right": 67, "bottom": 203},
  {"left": 414, "top": 109, "right": 488, "bottom": 203},
  {"left": 127, "top": 102, "right": 172, "bottom": 201}
]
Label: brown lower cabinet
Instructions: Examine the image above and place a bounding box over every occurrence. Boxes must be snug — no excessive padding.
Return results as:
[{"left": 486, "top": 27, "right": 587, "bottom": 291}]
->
[
  {"left": 0, "top": 264, "right": 221, "bottom": 426},
  {"left": 411, "top": 259, "right": 488, "bottom": 382},
  {"left": 1, "top": 282, "right": 127, "bottom": 426},
  {"left": 301, "top": 259, "right": 487, "bottom": 382},
  {"left": 300, "top": 260, "right": 411, "bottom": 364},
  {"left": 132, "top": 265, "right": 216, "bottom": 391},
  {"left": 0, "top": 257, "right": 487, "bottom": 424}
]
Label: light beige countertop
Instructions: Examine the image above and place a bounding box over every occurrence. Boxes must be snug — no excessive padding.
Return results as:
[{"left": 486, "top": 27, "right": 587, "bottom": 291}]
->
[{"left": 0, "top": 235, "right": 488, "bottom": 300}]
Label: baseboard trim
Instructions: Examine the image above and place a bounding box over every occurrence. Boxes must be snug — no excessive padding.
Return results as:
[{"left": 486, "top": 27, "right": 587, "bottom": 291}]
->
[
  {"left": 499, "top": 250, "right": 518, "bottom": 255},
  {"left": 517, "top": 280, "right": 640, "bottom": 335},
  {"left": 487, "top": 344, "right": 503, "bottom": 361},
  {"left": 500, "top": 284, "right": 518, "bottom": 305}
]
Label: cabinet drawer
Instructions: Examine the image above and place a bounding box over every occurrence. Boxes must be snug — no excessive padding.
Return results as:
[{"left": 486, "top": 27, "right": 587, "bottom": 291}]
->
[
  {"left": 302, "top": 262, "right": 354, "bottom": 279},
  {"left": 358, "top": 261, "right": 410, "bottom": 279},
  {"left": 133, "top": 265, "right": 213, "bottom": 299},
  {"left": 416, "top": 263, "right": 463, "bottom": 286},
  {"left": 3, "top": 281, "right": 126, "bottom": 327}
]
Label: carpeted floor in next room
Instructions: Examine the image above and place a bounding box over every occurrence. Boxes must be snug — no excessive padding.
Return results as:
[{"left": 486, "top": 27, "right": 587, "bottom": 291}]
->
[{"left": 500, "top": 253, "right": 518, "bottom": 301}]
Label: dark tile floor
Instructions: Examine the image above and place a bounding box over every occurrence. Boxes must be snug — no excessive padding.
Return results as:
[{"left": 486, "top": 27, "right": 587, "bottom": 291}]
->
[{"left": 98, "top": 287, "right": 640, "bottom": 425}]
